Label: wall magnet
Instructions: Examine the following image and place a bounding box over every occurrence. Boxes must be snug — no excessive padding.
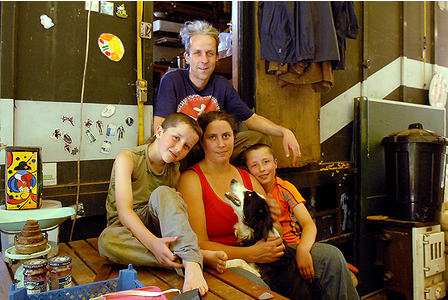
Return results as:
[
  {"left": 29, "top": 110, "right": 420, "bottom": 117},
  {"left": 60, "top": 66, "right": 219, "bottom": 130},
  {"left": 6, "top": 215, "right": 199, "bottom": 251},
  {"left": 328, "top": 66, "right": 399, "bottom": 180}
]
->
[
  {"left": 85, "top": 129, "right": 97, "bottom": 143},
  {"left": 62, "top": 116, "right": 75, "bottom": 126},
  {"left": 106, "top": 123, "right": 117, "bottom": 138},
  {"left": 62, "top": 133, "right": 72, "bottom": 144},
  {"left": 64, "top": 144, "right": 72, "bottom": 154},
  {"left": 98, "top": 33, "right": 124, "bottom": 62},
  {"left": 100, "top": 140, "right": 112, "bottom": 154},
  {"left": 40, "top": 14, "right": 54, "bottom": 29},
  {"left": 96, "top": 120, "right": 104, "bottom": 135},
  {"left": 50, "top": 128, "right": 62, "bottom": 141},
  {"left": 84, "top": 118, "right": 94, "bottom": 128},
  {"left": 70, "top": 147, "right": 79, "bottom": 156},
  {"left": 117, "top": 125, "right": 125, "bottom": 141},
  {"left": 116, "top": 4, "right": 128, "bottom": 18},
  {"left": 125, "top": 117, "right": 134, "bottom": 126},
  {"left": 101, "top": 105, "right": 116, "bottom": 118}
]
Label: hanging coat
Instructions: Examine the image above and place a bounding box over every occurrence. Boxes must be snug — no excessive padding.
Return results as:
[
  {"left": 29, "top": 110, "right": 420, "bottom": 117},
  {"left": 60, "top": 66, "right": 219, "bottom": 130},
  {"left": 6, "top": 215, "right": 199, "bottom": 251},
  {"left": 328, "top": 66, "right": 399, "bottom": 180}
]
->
[
  {"left": 258, "top": 1, "right": 340, "bottom": 64},
  {"left": 331, "top": 1, "right": 360, "bottom": 70}
]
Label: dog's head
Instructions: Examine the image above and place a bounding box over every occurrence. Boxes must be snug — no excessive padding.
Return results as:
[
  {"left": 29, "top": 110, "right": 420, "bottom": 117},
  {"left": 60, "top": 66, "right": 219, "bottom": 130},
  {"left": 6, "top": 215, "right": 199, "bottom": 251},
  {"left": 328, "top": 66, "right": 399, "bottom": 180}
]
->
[{"left": 225, "top": 179, "right": 275, "bottom": 245}]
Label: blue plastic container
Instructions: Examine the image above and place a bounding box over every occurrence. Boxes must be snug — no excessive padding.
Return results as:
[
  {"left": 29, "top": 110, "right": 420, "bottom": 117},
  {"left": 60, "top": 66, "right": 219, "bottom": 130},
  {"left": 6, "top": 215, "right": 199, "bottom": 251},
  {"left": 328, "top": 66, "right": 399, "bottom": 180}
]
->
[{"left": 9, "top": 264, "right": 143, "bottom": 300}]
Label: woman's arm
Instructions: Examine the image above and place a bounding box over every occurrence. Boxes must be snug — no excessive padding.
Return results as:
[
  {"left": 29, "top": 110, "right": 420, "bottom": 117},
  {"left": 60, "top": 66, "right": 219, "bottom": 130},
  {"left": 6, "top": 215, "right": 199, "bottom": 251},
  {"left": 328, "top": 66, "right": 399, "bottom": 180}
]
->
[
  {"left": 178, "top": 170, "right": 285, "bottom": 265},
  {"left": 114, "top": 150, "right": 183, "bottom": 268},
  {"left": 293, "top": 203, "right": 317, "bottom": 282}
]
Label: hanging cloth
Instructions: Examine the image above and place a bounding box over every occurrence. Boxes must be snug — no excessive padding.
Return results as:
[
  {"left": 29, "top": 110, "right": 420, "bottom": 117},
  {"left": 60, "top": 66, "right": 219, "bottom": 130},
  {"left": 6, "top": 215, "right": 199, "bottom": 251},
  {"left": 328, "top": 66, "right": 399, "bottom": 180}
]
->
[
  {"left": 258, "top": 1, "right": 340, "bottom": 64},
  {"left": 331, "top": 1, "right": 360, "bottom": 70}
]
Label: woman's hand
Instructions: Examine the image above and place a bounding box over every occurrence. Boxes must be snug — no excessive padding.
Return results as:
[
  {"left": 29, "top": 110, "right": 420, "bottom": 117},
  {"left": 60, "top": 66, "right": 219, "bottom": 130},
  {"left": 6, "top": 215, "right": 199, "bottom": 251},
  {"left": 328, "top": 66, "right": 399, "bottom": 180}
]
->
[
  {"left": 296, "top": 246, "right": 315, "bottom": 282},
  {"left": 251, "top": 236, "right": 285, "bottom": 263},
  {"left": 149, "top": 236, "right": 184, "bottom": 268}
]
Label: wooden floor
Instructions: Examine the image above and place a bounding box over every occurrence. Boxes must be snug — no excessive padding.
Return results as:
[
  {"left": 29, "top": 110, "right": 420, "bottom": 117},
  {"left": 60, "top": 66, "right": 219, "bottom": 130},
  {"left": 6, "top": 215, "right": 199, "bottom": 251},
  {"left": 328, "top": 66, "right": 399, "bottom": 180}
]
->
[{"left": 2, "top": 238, "right": 287, "bottom": 300}]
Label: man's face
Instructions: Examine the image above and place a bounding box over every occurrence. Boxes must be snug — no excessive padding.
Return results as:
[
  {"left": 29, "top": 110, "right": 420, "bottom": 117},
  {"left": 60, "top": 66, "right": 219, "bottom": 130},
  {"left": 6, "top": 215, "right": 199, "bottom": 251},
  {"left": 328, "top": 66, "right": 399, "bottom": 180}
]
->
[{"left": 184, "top": 35, "right": 219, "bottom": 90}]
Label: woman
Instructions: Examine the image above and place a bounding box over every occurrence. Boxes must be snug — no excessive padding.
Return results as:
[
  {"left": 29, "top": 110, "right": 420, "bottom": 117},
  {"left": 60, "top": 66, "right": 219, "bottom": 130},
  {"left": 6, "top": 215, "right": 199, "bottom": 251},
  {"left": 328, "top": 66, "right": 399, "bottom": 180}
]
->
[
  {"left": 177, "top": 111, "right": 284, "bottom": 287},
  {"left": 178, "top": 111, "right": 359, "bottom": 299}
]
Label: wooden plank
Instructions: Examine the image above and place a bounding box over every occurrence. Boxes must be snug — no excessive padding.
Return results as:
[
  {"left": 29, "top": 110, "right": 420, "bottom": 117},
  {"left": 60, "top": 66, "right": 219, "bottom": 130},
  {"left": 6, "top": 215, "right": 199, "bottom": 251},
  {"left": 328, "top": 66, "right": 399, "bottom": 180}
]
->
[
  {"left": 203, "top": 271, "right": 254, "bottom": 300},
  {"left": 68, "top": 240, "right": 111, "bottom": 275},
  {"left": 149, "top": 267, "right": 230, "bottom": 300},
  {"left": 205, "top": 267, "right": 289, "bottom": 300},
  {"left": 86, "top": 237, "right": 100, "bottom": 251},
  {"left": 67, "top": 240, "right": 175, "bottom": 293},
  {"left": 83, "top": 238, "right": 265, "bottom": 299},
  {"left": 58, "top": 243, "right": 96, "bottom": 286}
]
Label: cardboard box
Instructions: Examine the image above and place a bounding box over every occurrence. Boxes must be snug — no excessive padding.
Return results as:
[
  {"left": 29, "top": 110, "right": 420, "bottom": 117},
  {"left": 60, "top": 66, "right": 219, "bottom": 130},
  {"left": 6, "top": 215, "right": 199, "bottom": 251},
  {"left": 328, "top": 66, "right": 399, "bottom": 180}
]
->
[{"left": 5, "top": 146, "right": 42, "bottom": 209}]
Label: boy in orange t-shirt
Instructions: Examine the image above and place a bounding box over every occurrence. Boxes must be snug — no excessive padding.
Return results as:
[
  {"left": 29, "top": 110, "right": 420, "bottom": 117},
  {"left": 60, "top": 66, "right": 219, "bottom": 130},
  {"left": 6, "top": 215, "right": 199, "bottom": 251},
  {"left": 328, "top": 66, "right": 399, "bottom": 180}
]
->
[{"left": 243, "top": 144, "right": 360, "bottom": 300}]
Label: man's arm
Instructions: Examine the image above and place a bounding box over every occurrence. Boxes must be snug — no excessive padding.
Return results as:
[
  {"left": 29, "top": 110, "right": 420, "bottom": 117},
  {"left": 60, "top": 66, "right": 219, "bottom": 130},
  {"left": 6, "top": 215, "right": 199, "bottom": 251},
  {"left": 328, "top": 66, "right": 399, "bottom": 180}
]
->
[{"left": 242, "top": 113, "right": 301, "bottom": 166}]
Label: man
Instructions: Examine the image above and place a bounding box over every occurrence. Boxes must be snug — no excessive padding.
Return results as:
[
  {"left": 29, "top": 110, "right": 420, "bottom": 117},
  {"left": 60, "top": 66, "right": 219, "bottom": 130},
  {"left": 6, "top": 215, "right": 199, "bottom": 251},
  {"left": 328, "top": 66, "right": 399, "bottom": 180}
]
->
[{"left": 153, "top": 20, "right": 301, "bottom": 166}]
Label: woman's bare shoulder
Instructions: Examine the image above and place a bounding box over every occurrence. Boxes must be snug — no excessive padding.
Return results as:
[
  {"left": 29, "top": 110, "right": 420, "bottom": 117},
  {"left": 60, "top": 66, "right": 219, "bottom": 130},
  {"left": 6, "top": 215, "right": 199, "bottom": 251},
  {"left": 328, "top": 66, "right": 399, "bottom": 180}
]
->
[{"left": 178, "top": 169, "right": 200, "bottom": 187}]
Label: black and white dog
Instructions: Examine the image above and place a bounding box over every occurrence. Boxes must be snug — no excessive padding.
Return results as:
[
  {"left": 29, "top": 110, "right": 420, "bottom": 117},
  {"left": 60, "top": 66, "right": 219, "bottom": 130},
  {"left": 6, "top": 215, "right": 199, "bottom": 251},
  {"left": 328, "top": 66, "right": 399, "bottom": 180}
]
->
[{"left": 225, "top": 179, "right": 313, "bottom": 300}]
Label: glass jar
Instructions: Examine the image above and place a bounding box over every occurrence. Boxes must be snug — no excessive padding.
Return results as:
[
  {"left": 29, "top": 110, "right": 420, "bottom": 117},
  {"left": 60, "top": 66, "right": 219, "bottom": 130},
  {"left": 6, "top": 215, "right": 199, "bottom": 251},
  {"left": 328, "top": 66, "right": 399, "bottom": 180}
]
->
[
  {"left": 48, "top": 256, "right": 72, "bottom": 290},
  {"left": 23, "top": 258, "right": 48, "bottom": 294}
]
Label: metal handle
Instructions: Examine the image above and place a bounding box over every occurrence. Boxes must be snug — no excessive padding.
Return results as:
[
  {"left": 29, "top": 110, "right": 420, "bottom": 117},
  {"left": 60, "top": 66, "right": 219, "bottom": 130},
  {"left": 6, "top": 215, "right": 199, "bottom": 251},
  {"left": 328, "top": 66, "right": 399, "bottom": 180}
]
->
[{"left": 136, "top": 79, "right": 147, "bottom": 103}]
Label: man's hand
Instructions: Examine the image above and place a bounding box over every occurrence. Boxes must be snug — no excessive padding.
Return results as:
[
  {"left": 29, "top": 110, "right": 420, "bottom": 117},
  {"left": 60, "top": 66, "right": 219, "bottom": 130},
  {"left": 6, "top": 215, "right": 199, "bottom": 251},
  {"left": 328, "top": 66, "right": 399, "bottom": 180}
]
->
[{"left": 282, "top": 129, "right": 301, "bottom": 167}]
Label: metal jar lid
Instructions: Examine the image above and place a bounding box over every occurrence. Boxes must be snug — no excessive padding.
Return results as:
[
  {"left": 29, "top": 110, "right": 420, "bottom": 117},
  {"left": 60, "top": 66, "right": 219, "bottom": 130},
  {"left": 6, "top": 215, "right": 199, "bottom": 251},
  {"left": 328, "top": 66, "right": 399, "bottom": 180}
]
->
[
  {"left": 381, "top": 123, "right": 448, "bottom": 145},
  {"left": 48, "top": 256, "right": 72, "bottom": 267},
  {"left": 23, "top": 258, "right": 47, "bottom": 269}
]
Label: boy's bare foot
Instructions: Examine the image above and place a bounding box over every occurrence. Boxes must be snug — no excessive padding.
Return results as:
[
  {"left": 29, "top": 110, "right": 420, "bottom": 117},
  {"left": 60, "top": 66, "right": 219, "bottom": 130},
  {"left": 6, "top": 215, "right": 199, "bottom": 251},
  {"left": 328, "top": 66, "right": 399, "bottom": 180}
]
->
[
  {"left": 201, "top": 249, "right": 228, "bottom": 273},
  {"left": 183, "top": 261, "right": 208, "bottom": 296}
]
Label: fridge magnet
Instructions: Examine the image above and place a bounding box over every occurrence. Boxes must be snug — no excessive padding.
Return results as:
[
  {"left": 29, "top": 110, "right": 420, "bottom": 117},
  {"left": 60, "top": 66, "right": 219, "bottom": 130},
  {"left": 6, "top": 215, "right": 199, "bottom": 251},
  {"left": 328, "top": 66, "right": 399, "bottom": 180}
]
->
[
  {"left": 96, "top": 120, "right": 104, "bottom": 135},
  {"left": 64, "top": 144, "right": 72, "bottom": 154},
  {"left": 85, "top": 129, "right": 97, "bottom": 143},
  {"left": 100, "top": 140, "right": 112, "bottom": 154},
  {"left": 70, "top": 146, "right": 79, "bottom": 156},
  {"left": 116, "top": 4, "right": 128, "bottom": 18},
  {"left": 62, "top": 133, "right": 73, "bottom": 144},
  {"left": 98, "top": 33, "right": 124, "bottom": 62},
  {"left": 101, "top": 105, "right": 116, "bottom": 118},
  {"left": 117, "top": 125, "right": 125, "bottom": 141},
  {"left": 50, "top": 128, "right": 63, "bottom": 141},
  {"left": 40, "top": 14, "right": 54, "bottom": 29},
  {"left": 62, "top": 116, "right": 75, "bottom": 126},
  {"left": 84, "top": 118, "right": 94, "bottom": 128},
  {"left": 125, "top": 116, "right": 134, "bottom": 126},
  {"left": 100, "top": 1, "right": 114, "bottom": 16},
  {"left": 106, "top": 123, "right": 117, "bottom": 138}
]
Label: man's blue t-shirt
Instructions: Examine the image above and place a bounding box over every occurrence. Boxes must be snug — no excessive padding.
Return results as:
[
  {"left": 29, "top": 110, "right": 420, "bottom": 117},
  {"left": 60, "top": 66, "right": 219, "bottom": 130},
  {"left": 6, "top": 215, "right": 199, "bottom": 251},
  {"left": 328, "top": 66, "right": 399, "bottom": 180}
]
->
[{"left": 153, "top": 69, "right": 254, "bottom": 122}]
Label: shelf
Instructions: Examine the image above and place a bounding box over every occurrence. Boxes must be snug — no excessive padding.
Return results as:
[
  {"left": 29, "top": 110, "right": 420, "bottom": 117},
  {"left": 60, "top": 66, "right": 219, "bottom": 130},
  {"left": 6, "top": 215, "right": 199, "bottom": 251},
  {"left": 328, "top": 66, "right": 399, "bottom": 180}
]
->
[{"left": 215, "top": 55, "right": 232, "bottom": 75}]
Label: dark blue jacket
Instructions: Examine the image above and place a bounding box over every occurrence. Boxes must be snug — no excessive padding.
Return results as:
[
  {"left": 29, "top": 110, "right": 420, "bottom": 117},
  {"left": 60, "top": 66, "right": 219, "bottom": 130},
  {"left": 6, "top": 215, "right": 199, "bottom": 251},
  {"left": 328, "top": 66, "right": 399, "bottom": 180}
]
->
[{"left": 258, "top": 1, "right": 358, "bottom": 69}]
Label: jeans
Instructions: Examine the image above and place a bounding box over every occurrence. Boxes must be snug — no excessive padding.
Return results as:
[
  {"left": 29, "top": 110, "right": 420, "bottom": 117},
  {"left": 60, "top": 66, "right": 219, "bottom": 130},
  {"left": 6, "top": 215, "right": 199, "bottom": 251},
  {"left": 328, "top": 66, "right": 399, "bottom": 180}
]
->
[
  {"left": 230, "top": 243, "right": 360, "bottom": 300},
  {"left": 305, "top": 243, "right": 360, "bottom": 300}
]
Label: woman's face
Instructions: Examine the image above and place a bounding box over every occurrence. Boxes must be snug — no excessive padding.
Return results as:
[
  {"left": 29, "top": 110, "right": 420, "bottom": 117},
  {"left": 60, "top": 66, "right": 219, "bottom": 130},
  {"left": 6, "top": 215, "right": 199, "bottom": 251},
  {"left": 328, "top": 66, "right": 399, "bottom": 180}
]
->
[{"left": 201, "top": 119, "right": 234, "bottom": 162}]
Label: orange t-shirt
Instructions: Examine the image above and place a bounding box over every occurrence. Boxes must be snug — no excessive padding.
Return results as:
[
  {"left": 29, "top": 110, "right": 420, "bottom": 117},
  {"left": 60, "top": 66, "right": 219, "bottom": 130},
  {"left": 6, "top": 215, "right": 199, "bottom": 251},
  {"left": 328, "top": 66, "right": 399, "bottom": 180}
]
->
[{"left": 268, "top": 177, "right": 306, "bottom": 244}]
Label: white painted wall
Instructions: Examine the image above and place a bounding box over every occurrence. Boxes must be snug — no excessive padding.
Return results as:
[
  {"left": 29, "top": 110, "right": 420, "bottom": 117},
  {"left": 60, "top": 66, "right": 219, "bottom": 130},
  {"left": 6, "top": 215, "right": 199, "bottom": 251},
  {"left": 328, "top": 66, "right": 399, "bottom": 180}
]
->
[
  {"left": 320, "top": 57, "right": 448, "bottom": 143},
  {"left": 0, "top": 100, "right": 153, "bottom": 164}
]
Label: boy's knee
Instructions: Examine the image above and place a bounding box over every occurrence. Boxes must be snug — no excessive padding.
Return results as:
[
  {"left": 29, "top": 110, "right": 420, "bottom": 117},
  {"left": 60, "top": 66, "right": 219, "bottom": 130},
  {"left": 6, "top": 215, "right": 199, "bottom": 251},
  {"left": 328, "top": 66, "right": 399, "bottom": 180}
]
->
[
  {"left": 151, "top": 186, "right": 186, "bottom": 208},
  {"left": 153, "top": 185, "right": 174, "bottom": 195}
]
